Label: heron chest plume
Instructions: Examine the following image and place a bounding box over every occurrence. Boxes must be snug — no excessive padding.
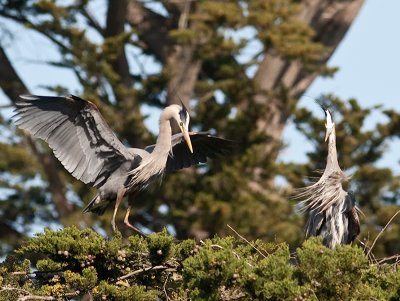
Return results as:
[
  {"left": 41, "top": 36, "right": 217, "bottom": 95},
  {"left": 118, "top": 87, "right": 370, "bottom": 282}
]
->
[
  {"left": 296, "top": 102, "right": 360, "bottom": 248},
  {"left": 126, "top": 109, "right": 174, "bottom": 187}
]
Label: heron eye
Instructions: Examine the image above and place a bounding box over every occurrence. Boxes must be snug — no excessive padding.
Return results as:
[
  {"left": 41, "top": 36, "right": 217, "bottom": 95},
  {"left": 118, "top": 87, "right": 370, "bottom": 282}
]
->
[{"left": 180, "top": 121, "right": 183, "bottom": 126}]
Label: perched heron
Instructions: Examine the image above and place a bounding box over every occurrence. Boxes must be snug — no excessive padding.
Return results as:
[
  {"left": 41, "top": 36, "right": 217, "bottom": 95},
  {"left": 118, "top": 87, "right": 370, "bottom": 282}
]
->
[
  {"left": 14, "top": 95, "right": 234, "bottom": 232},
  {"left": 295, "top": 102, "right": 360, "bottom": 248}
]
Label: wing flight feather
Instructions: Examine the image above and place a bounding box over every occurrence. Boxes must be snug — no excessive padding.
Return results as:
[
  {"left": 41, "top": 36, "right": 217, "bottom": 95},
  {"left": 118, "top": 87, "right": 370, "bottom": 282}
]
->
[
  {"left": 14, "top": 95, "right": 135, "bottom": 187},
  {"left": 145, "top": 132, "right": 235, "bottom": 174}
]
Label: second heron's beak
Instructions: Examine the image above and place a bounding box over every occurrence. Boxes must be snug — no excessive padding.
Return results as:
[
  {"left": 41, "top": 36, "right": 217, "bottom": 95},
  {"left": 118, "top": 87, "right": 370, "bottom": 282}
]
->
[{"left": 181, "top": 127, "right": 193, "bottom": 153}]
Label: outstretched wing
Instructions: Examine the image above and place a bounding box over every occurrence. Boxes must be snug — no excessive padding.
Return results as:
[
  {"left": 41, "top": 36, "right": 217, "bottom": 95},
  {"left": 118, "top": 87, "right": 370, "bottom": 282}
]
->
[
  {"left": 145, "top": 132, "right": 235, "bottom": 174},
  {"left": 14, "top": 95, "right": 134, "bottom": 187}
]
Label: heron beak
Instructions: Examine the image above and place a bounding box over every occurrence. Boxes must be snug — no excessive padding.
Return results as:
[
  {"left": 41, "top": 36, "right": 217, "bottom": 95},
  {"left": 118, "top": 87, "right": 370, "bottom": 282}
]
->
[{"left": 181, "top": 127, "right": 193, "bottom": 153}]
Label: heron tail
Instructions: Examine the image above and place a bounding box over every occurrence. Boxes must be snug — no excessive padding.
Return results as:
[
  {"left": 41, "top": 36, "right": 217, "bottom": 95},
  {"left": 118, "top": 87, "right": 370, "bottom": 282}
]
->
[{"left": 83, "top": 194, "right": 112, "bottom": 216}]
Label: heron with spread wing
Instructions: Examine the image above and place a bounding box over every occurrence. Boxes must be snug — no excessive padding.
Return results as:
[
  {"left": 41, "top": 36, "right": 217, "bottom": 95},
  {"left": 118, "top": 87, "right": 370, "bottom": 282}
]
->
[
  {"left": 296, "top": 102, "right": 360, "bottom": 248},
  {"left": 14, "top": 95, "right": 234, "bottom": 233}
]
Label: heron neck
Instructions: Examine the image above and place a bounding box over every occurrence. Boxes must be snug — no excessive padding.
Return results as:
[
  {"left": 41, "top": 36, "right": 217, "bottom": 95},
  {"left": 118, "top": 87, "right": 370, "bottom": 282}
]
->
[
  {"left": 152, "top": 115, "right": 173, "bottom": 157},
  {"left": 325, "top": 127, "right": 341, "bottom": 172}
]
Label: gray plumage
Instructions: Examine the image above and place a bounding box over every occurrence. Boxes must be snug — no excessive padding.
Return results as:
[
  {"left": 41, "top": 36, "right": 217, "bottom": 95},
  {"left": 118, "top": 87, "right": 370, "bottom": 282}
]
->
[
  {"left": 295, "top": 103, "right": 360, "bottom": 248},
  {"left": 13, "top": 95, "right": 234, "bottom": 232}
]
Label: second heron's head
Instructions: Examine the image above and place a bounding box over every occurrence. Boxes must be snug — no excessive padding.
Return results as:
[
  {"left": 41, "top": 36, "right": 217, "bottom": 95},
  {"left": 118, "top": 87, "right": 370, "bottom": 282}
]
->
[
  {"left": 168, "top": 102, "right": 193, "bottom": 153},
  {"left": 324, "top": 108, "right": 335, "bottom": 142},
  {"left": 315, "top": 100, "right": 335, "bottom": 142}
]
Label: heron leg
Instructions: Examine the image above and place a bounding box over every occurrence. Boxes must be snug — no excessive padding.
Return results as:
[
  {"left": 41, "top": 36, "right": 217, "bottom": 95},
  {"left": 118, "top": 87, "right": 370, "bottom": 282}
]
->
[
  {"left": 123, "top": 205, "right": 147, "bottom": 236},
  {"left": 111, "top": 188, "right": 126, "bottom": 232},
  {"left": 123, "top": 192, "right": 147, "bottom": 236},
  {"left": 123, "top": 205, "right": 132, "bottom": 226}
]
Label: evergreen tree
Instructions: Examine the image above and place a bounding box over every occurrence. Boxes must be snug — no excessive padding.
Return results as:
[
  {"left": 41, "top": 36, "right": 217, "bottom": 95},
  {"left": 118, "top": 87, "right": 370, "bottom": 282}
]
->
[
  {"left": 1, "top": 0, "right": 399, "bottom": 262},
  {"left": 1, "top": 227, "right": 399, "bottom": 300}
]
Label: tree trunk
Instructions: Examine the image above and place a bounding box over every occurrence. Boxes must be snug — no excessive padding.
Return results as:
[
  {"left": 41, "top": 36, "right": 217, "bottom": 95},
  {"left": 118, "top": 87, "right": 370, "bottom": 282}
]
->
[
  {"left": 105, "top": 0, "right": 150, "bottom": 147},
  {"left": 253, "top": 0, "right": 364, "bottom": 158},
  {"left": 126, "top": 0, "right": 200, "bottom": 110}
]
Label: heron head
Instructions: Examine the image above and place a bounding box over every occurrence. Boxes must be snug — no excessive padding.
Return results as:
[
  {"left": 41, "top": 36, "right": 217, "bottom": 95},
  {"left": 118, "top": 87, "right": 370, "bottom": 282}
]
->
[
  {"left": 172, "top": 102, "right": 193, "bottom": 153},
  {"left": 324, "top": 109, "right": 335, "bottom": 142}
]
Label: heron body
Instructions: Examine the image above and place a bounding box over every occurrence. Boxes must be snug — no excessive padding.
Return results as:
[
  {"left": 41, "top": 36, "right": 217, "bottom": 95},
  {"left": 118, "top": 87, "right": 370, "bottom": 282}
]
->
[
  {"left": 14, "top": 95, "right": 233, "bottom": 232},
  {"left": 296, "top": 105, "right": 360, "bottom": 248}
]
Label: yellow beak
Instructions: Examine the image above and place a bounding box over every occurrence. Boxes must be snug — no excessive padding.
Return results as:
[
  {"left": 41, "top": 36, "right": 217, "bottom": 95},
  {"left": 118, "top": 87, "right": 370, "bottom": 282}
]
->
[{"left": 181, "top": 127, "right": 193, "bottom": 153}]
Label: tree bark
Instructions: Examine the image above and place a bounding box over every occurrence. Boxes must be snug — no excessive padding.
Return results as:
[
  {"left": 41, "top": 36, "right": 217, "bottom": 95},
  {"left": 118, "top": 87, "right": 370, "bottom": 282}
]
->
[
  {"left": 105, "top": 0, "right": 131, "bottom": 88},
  {"left": 105, "top": 0, "right": 150, "bottom": 147},
  {"left": 253, "top": 0, "right": 364, "bottom": 158},
  {"left": 126, "top": 0, "right": 200, "bottom": 110},
  {"left": 164, "top": 1, "right": 200, "bottom": 108},
  {"left": 126, "top": 0, "right": 171, "bottom": 63},
  {"left": 0, "top": 46, "right": 74, "bottom": 219}
]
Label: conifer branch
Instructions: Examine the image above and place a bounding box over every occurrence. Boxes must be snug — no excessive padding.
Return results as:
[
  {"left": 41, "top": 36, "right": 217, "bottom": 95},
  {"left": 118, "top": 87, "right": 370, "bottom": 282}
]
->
[{"left": 117, "top": 265, "right": 177, "bottom": 281}]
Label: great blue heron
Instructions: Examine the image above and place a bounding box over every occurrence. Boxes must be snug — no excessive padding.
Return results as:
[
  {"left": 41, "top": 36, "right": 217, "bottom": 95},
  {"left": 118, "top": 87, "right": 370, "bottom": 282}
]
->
[
  {"left": 295, "top": 102, "right": 360, "bottom": 248},
  {"left": 14, "top": 95, "right": 233, "bottom": 232}
]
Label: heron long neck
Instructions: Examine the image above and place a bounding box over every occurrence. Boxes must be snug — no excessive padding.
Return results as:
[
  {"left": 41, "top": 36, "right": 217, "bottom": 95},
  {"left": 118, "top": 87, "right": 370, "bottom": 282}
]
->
[
  {"left": 134, "top": 115, "right": 172, "bottom": 183},
  {"left": 127, "top": 109, "right": 176, "bottom": 187},
  {"left": 152, "top": 116, "right": 172, "bottom": 157},
  {"left": 325, "top": 127, "right": 341, "bottom": 173}
]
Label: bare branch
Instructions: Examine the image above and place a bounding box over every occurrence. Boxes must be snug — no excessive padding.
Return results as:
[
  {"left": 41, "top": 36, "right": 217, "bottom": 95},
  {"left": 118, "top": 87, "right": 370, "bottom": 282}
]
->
[
  {"left": 117, "top": 265, "right": 176, "bottom": 281},
  {"left": 367, "top": 209, "right": 400, "bottom": 257},
  {"left": 82, "top": 6, "right": 105, "bottom": 35},
  {"left": 377, "top": 254, "right": 400, "bottom": 265},
  {"left": 18, "top": 295, "right": 56, "bottom": 301},
  {"left": 227, "top": 224, "right": 268, "bottom": 258},
  {"left": 1, "top": 285, "right": 80, "bottom": 300},
  {"left": 163, "top": 273, "right": 170, "bottom": 301},
  {"left": 0, "top": 12, "right": 70, "bottom": 52}
]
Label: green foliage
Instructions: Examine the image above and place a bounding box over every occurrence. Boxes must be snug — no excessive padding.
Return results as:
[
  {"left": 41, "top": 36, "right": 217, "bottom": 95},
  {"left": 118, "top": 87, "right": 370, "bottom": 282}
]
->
[
  {"left": 147, "top": 229, "right": 175, "bottom": 265},
  {"left": 93, "top": 282, "right": 158, "bottom": 301},
  {"left": 1, "top": 227, "right": 399, "bottom": 300},
  {"left": 296, "top": 237, "right": 400, "bottom": 300}
]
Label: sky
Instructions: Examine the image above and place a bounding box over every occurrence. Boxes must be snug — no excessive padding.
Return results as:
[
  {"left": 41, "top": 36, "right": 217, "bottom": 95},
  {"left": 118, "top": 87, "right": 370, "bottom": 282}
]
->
[
  {"left": 1, "top": 0, "right": 400, "bottom": 169},
  {"left": 280, "top": 0, "right": 400, "bottom": 169}
]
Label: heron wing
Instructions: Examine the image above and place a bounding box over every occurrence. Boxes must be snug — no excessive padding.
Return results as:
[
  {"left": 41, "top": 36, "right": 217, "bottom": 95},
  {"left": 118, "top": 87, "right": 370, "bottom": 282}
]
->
[
  {"left": 145, "top": 132, "right": 235, "bottom": 173},
  {"left": 347, "top": 207, "right": 360, "bottom": 243},
  {"left": 343, "top": 193, "right": 360, "bottom": 243},
  {"left": 14, "top": 95, "right": 134, "bottom": 187},
  {"left": 306, "top": 209, "right": 325, "bottom": 237}
]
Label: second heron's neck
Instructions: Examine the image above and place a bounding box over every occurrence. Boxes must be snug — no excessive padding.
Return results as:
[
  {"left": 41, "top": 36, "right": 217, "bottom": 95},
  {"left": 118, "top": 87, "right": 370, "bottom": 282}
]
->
[{"left": 326, "top": 127, "right": 341, "bottom": 171}]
